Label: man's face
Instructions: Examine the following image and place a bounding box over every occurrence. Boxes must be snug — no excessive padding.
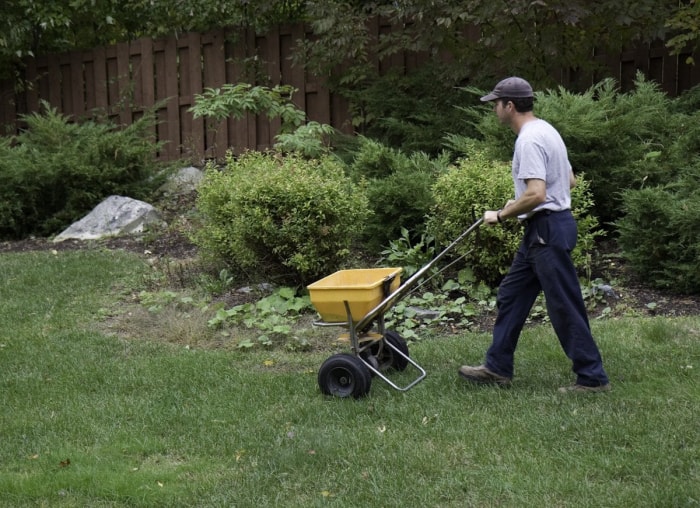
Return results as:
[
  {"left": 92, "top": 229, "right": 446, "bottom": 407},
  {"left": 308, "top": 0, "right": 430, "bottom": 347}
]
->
[{"left": 492, "top": 99, "right": 512, "bottom": 125}]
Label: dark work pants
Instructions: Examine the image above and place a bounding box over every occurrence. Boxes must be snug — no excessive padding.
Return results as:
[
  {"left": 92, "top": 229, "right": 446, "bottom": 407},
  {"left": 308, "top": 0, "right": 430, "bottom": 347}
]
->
[{"left": 484, "top": 210, "right": 609, "bottom": 387}]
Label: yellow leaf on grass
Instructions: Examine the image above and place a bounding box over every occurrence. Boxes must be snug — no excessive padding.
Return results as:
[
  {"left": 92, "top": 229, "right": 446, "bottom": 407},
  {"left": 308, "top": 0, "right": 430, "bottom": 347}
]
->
[{"left": 263, "top": 359, "right": 275, "bottom": 367}]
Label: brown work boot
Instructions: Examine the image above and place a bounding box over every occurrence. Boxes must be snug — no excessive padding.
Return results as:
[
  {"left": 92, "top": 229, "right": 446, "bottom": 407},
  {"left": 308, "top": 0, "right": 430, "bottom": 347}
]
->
[
  {"left": 458, "top": 365, "right": 511, "bottom": 386},
  {"left": 558, "top": 383, "right": 611, "bottom": 393}
]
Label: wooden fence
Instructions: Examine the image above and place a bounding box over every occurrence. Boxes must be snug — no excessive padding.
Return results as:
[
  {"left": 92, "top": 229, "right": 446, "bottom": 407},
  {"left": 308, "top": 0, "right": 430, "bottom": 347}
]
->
[
  {"left": 1, "top": 23, "right": 698, "bottom": 162},
  {"left": 0, "top": 25, "right": 358, "bottom": 161}
]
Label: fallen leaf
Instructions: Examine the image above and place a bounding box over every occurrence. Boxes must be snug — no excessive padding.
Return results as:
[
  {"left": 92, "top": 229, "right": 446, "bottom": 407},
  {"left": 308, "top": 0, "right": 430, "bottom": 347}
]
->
[
  {"left": 263, "top": 359, "right": 274, "bottom": 367},
  {"left": 29, "top": 454, "right": 39, "bottom": 460},
  {"left": 308, "top": 449, "right": 316, "bottom": 455}
]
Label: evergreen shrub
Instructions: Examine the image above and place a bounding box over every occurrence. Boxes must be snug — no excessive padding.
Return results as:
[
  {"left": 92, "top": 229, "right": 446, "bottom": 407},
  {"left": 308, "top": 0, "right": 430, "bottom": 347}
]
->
[
  {"left": 426, "top": 144, "right": 600, "bottom": 285},
  {"left": 617, "top": 166, "right": 700, "bottom": 294},
  {"left": 0, "top": 103, "right": 163, "bottom": 239},
  {"left": 193, "top": 151, "right": 371, "bottom": 284},
  {"left": 345, "top": 137, "right": 448, "bottom": 251}
]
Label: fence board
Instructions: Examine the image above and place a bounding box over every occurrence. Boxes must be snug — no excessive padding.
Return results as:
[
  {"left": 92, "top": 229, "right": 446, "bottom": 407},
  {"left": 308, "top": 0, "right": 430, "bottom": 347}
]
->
[
  {"left": 202, "top": 30, "right": 228, "bottom": 159},
  {"left": 164, "top": 36, "right": 181, "bottom": 160},
  {"left": 70, "top": 52, "right": 84, "bottom": 117},
  {"left": 93, "top": 47, "right": 108, "bottom": 113},
  {"left": 0, "top": 78, "right": 13, "bottom": 133},
  {"left": 25, "top": 58, "right": 39, "bottom": 114},
  {"left": 47, "top": 57, "right": 61, "bottom": 109}
]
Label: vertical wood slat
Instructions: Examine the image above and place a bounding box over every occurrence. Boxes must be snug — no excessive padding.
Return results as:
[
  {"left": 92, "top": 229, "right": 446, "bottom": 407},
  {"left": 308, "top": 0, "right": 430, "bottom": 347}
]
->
[
  {"left": 137, "top": 38, "right": 156, "bottom": 139},
  {"left": 186, "top": 32, "right": 205, "bottom": 158},
  {"left": 245, "top": 28, "right": 258, "bottom": 152},
  {"left": 93, "top": 47, "right": 108, "bottom": 114},
  {"left": 70, "top": 51, "right": 85, "bottom": 117},
  {"left": 84, "top": 53, "right": 96, "bottom": 112},
  {"left": 227, "top": 29, "right": 250, "bottom": 154},
  {"left": 105, "top": 47, "right": 119, "bottom": 121},
  {"left": 266, "top": 26, "right": 282, "bottom": 147},
  {"left": 164, "top": 36, "right": 181, "bottom": 160},
  {"left": 0, "top": 79, "right": 14, "bottom": 133},
  {"left": 48, "top": 56, "right": 61, "bottom": 109},
  {"left": 25, "top": 58, "right": 40, "bottom": 113},
  {"left": 286, "top": 24, "right": 307, "bottom": 114},
  {"left": 152, "top": 39, "right": 168, "bottom": 157},
  {"left": 202, "top": 30, "right": 227, "bottom": 159},
  {"left": 253, "top": 32, "right": 271, "bottom": 150},
  {"left": 116, "top": 42, "right": 131, "bottom": 125}
]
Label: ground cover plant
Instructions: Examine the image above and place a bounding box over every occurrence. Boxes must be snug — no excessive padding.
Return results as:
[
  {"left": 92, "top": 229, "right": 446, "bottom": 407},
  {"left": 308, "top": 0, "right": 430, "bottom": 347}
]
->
[{"left": 1, "top": 247, "right": 698, "bottom": 507}]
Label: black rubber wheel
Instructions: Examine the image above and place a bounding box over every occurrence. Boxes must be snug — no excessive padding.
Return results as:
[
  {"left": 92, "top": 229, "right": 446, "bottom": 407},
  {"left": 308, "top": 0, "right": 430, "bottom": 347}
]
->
[
  {"left": 383, "top": 330, "right": 409, "bottom": 371},
  {"left": 318, "top": 353, "right": 372, "bottom": 398}
]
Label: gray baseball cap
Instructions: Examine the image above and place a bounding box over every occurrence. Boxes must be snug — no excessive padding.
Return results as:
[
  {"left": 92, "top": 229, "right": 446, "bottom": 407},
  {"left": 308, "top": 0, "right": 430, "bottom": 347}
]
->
[{"left": 480, "top": 77, "right": 533, "bottom": 102}]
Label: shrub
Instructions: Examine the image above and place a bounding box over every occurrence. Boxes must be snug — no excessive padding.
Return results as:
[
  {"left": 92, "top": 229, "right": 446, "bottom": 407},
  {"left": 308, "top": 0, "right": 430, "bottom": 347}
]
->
[
  {"left": 0, "top": 103, "right": 163, "bottom": 239},
  {"left": 617, "top": 166, "right": 700, "bottom": 294},
  {"left": 193, "top": 151, "right": 371, "bottom": 284},
  {"left": 426, "top": 147, "right": 519, "bottom": 284},
  {"left": 426, "top": 143, "right": 601, "bottom": 285},
  {"left": 345, "top": 137, "right": 448, "bottom": 251}
]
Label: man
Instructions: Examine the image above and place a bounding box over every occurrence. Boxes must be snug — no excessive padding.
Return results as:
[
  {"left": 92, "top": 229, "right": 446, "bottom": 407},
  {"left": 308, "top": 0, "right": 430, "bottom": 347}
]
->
[{"left": 458, "top": 77, "right": 610, "bottom": 393}]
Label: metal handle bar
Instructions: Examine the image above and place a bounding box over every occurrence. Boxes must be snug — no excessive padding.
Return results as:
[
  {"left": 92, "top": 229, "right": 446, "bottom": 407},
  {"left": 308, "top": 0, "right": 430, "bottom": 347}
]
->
[{"left": 354, "top": 218, "right": 484, "bottom": 332}]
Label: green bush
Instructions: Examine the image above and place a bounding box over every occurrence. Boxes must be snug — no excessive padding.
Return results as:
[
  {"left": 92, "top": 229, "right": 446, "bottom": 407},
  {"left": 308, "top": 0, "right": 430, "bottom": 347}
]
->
[
  {"left": 345, "top": 137, "right": 448, "bottom": 251},
  {"left": 617, "top": 166, "right": 700, "bottom": 294},
  {"left": 426, "top": 144, "right": 601, "bottom": 285},
  {"left": 193, "top": 151, "right": 371, "bottom": 284},
  {"left": 0, "top": 103, "right": 163, "bottom": 239}
]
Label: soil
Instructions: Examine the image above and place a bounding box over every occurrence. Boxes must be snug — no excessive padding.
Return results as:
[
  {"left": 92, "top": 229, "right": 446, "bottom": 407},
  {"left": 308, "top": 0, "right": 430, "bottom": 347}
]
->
[{"left": 1, "top": 225, "right": 698, "bottom": 325}]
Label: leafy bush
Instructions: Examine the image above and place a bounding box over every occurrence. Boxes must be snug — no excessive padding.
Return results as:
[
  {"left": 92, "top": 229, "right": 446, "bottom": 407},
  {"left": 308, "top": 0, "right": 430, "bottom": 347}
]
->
[
  {"left": 617, "top": 166, "right": 700, "bottom": 294},
  {"left": 273, "top": 121, "right": 336, "bottom": 158},
  {"left": 426, "top": 143, "right": 601, "bottom": 285},
  {"left": 193, "top": 151, "right": 371, "bottom": 284},
  {"left": 345, "top": 137, "right": 448, "bottom": 251},
  {"left": 426, "top": 147, "right": 519, "bottom": 284},
  {"left": 189, "top": 83, "right": 305, "bottom": 131},
  {"left": 0, "top": 103, "right": 163, "bottom": 239}
]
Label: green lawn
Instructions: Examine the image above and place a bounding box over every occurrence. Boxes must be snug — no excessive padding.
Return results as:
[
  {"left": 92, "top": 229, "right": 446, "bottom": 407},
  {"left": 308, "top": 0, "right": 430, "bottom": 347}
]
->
[{"left": 0, "top": 250, "right": 698, "bottom": 507}]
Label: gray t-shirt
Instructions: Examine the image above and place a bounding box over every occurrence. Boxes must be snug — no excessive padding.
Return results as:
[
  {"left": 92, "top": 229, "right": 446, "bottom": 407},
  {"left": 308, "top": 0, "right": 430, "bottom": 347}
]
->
[{"left": 512, "top": 118, "right": 572, "bottom": 219}]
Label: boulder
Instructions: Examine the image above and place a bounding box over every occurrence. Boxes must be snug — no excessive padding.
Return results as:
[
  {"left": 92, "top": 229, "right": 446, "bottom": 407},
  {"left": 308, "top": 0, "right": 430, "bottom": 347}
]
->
[
  {"left": 53, "top": 195, "right": 163, "bottom": 242},
  {"left": 158, "top": 166, "right": 204, "bottom": 194}
]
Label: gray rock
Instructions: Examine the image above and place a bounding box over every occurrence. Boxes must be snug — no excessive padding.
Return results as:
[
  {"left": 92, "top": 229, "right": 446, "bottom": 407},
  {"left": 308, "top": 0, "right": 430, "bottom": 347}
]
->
[
  {"left": 53, "top": 195, "right": 163, "bottom": 242},
  {"left": 158, "top": 166, "right": 204, "bottom": 194},
  {"left": 406, "top": 306, "right": 441, "bottom": 321}
]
